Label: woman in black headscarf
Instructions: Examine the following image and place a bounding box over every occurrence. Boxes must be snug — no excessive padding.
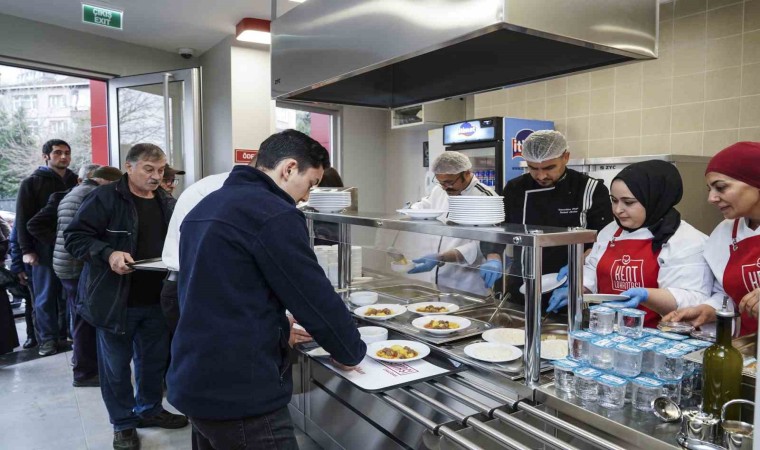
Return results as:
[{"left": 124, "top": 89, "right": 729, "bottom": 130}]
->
[{"left": 548, "top": 160, "right": 713, "bottom": 327}]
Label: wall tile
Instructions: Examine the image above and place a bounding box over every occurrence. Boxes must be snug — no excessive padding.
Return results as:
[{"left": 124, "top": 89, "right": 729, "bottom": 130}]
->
[
  {"left": 567, "top": 73, "right": 590, "bottom": 93},
  {"left": 589, "top": 88, "right": 615, "bottom": 114},
  {"left": 660, "top": 20, "right": 674, "bottom": 53},
  {"left": 553, "top": 119, "right": 567, "bottom": 136},
  {"left": 492, "top": 89, "right": 508, "bottom": 106},
  {"left": 615, "top": 110, "right": 642, "bottom": 138},
  {"left": 708, "top": 0, "right": 742, "bottom": 9},
  {"left": 744, "top": 30, "right": 760, "bottom": 65},
  {"left": 741, "top": 63, "right": 760, "bottom": 95},
  {"left": 675, "top": 0, "right": 707, "bottom": 18},
  {"left": 567, "top": 92, "right": 590, "bottom": 117},
  {"left": 643, "top": 79, "right": 674, "bottom": 108},
  {"left": 567, "top": 116, "right": 590, "bottom": 141},
  {"left": 672, "top": 73, "right": 706, "bottom": 104},
  {"left": 507, "top": 87, "right": 526, "bottom": 103},
  {"left": 546, "top": 78, "right": 567, "bottom": 97},
  {"left": 474, "top": 107, "right": 489, "bottom": 118},
  {"left": 589, "top": 68, "right": 616, "bottom": 88},
  {"left": 525, "top": 99, "right": 546, "bottom": 120},
  {"left": 642, "top": 107, "right": 672, "bottom": 135},
  {"left": 747, "top": 0, "right": 760, "bottom": 32},
  {"left": 615, "top": 82, "right": 643, "bottom": 112},
  {"left": 674, "top": 13, "right": 707, "bottom": 46},
  {"left": 705, "top": 67, "right": 741, "bottom": 100},
  {"left": 475, "top": 95, "right": 490, "bottom": 109},
  {"left": 661, "top": 2, "right": 674, "bottom": 22},
  {"left": 507, "top": 101, "right": 526, "bottom": 117},
  {"left": 672, "top": 103, "right": 706, "bottom": 132},
  {"left": 704, "top": 98, "right": 740, "bottom": 130},
  {"left": 671, "top": 132, "right": 704, "bottom": 155},
  {"left": 492, "top": 104, "right": 509, "bottom": 116},
  {"left": 525, "top": 82, "right": 546, "bottom": 100},
  {"left": 740, "top": 95, "right": 760, "bottom": 127},
  {"left": 589, "top": 114, "right": 615, "bottom": 139},
  {"left": 546, "top": 95, "right": 567, "bottom": 119},
  {"left": 739, "top": 126, "right": 760, "bottom": 141},
  {"left": 588, "top": 139, "right": 615, "bottom": 158},
  {"left": 641, "top": 134, "right": 672, "bottom": 154},
  {"left": 703, "top": 129, "right": 739, "bottom": 155},
  {"left": 644, "top": 50, "right": 674, "bottom": 80},
  {"left": 614, "top": 137, "right": 642, "bottom": 156},
  {"left": 706, "top": 35, "right": 742, "bottom": 70},
  {"left": 567, "top": 140, "right": 589, "bottom": 159},
  {"left": 615, "top": 64, "right": 644, "bottom": 85},
  {"left": 673, "top": 41, "right": 707, "bottom": 76},
  {"left": 707, "top": 4, "right": 743, "bottom": 39}
]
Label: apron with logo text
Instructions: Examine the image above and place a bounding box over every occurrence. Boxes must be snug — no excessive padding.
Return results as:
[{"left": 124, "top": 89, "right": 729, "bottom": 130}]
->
[
  {"left": 722, "top": 219, "right": 760, "bottom": 336},
  {"left": 596, "top": 228, "right": 662, "bottom": 328}
]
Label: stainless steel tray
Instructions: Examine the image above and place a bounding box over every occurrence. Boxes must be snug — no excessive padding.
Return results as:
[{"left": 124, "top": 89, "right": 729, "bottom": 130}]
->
[
  {"left": 436, "top": 338, "right": 553, "bottom": 380},
  {"left": 356, "top": 312, "right": 495, "bottom": 345},
  {"left": 371, "top": 284, "right": 441, "bottom": 300}
]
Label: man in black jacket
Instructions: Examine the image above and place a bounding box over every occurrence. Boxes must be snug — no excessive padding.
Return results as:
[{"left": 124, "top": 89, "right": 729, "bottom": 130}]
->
[
  {"left": 65, "top": 144, "right": 187, "bottom": 450},
  {"left": 483, "top": 131, "right": 613, "bottom": 311},
  {"left": 15, "top": 139, "right": 78, "bottom": 356}
]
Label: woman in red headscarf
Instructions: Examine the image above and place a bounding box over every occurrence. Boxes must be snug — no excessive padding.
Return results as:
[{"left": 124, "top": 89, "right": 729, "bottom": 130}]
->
[{"left": 664, "top": 142, "right": 760, "bottom": 336}]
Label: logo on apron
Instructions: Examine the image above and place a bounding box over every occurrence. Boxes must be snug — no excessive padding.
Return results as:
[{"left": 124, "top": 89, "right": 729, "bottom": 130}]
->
[
  {"left": 609, "top": 254, "right": 645, "bottom": 292},
  {"left": 741, "top": 258, "right": 760, "bottom": 292}
]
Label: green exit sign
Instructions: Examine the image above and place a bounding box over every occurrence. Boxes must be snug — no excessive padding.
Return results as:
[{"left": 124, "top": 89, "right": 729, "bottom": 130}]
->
[{"left": 82, "top": 4, "right": 123, "bottom": 30}]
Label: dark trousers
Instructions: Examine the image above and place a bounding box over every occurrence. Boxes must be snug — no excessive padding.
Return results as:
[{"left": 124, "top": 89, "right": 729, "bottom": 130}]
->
[
  {"left": 61, "top": 278, "right": 98, "bottom": 381},
  {"left": 159, "top": 278, "right": 179, "bottom": 334},
  {"left": 0, "top": 289, "right": 19, "bottom": 354},
  {"left": 190, "top": 407, "right": 299, "bottom": 450},
  {"left": 23, "top": 272, "right": 36, "bottom": 341},
  {"left": 96, "top": 304, "right": 170, "bottom": 431},
  {"left": 31, "top": 263, "right": 63, "bottom": 343}
]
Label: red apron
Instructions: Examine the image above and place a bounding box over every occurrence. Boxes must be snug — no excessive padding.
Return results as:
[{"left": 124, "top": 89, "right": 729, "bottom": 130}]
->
[
  {"left": 597, "top": 228, "right": 662, "bottom": 328},
  {"left": 721, "top": 219, "right": 760, "bottom": 336}
]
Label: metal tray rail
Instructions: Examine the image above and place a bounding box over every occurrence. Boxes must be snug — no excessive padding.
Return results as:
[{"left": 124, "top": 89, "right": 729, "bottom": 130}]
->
[{"left": 437, "top": 339, "right": 553, "bottom": 380}]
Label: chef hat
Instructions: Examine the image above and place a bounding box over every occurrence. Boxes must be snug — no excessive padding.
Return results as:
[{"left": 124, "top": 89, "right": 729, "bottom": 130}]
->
[
  {"left": 522, "top": 130, "right": 568, "bottom": 163},
  {"left": 706, "top": 142, "right": 760, "bottom": 189},
  {"left": 432, "top": 151, "right": 472, "bottom": 174}
]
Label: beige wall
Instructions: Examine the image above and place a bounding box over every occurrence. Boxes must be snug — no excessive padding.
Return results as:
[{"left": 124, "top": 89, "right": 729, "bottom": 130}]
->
[{"left": 474, "top": 0, "right": 760, "bottom": 159}]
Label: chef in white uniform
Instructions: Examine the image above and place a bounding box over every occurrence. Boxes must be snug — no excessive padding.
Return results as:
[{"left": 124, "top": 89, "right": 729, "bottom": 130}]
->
[
  {"left": 407, "top": 152, "right": 502, "bottom": 296},
  {"left": 664, "top": 142, "right": 760, "bottom": 336}
]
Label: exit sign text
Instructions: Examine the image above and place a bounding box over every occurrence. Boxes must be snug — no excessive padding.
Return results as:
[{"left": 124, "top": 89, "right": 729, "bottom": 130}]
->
[{"left": 82, "top": 4, "right": 123, "bottom": 30}]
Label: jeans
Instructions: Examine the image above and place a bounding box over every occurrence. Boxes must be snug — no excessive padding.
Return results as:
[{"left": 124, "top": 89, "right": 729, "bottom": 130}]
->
[
  {"left": 96, "top": 304, "right": 170, "bottom": 431},
  {"left": 31, "top": 263, "right": 63, "bottom": 343},
  {"left": 159, "top": 278, "right": 179, "bottom": 334},
  {"left": 191, "top": 407, "right": 299, "bottom": 450},
  {"left": 61, "top": 277, "right": 98, "bottom": 381}
]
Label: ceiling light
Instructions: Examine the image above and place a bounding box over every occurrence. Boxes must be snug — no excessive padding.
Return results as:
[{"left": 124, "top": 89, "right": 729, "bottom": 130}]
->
[
  {"left": 236, "top": 18, "right": 271, "bottom": 45},
  {"left": 290, "top": 0, "right": 307, "bottom": 2}
]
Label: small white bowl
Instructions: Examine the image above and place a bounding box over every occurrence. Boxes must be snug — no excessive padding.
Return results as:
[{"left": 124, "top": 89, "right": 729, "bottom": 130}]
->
[
  {"left": 391, "top": 261, "right": 415, "bottom": 273},
  {"left": 350, "top": 291, "right": 378, "bottom": 306},
  {"left": 358, "top": 326, "right": 388, "bottom": 344}
]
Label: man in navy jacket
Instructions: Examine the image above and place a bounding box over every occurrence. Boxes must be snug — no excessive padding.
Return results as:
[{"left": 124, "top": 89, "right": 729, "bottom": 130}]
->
[{"left": 168, "top": 130, "right": 366, "bottom": 449}]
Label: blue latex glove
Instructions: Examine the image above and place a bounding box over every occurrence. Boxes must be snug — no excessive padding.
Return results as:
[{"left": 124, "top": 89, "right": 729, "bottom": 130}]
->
[
  {"left": 546, "top": 286, "right": 569, "bottom": 313},
  {"left": 608, "top": 287, "right": 649, "bottom": 309},
  {"left": 407, "top": 254, "right": 442, "bottom": 274},
  {"left": 557, "top": 265, "right": 569, "bottom": 283},
  {"left": 479, "top": 259, "right": 503, "bottom": 289}
]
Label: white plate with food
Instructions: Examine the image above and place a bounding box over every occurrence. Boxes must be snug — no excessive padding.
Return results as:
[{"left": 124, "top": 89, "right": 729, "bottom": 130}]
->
[
  {"left": 518, "top": 273, "right": 567, "bottom": 295},
  {"left": 464, "top": 342, "right": 523, "bottom": 363},
  {"left": 367, "top": 340, "right": 430, "bottom": 363},
  {"left": 482, "top": 328, "right": 526, "bottom": 346},
  {"left": 583, "top": 294, "right": 630, "bottom": 303},
  {"left": 409, "top": 302, "right": 460, "bottom": 316},
  {"left": 353, "top": 304, "right": 406, "bottom": 321},
  {"left": 540, "top": 338, "right": 569, "bottom": 360},
  {"left": 411, "top": 315, "right": 471, "bottom": 335},
  {"left": 396, "top": 209, "right": 447, "bottom": 220}
]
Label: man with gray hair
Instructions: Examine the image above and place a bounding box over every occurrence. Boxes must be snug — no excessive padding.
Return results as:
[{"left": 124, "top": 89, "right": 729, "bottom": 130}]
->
[
  {"left": 66, "top": 144, "right": 187, "bottom": 450},
  {"left": 407, "top": 151, "right": 502, "bottom": 295},
  {"left": 484, "top": 130, "right": 612, "bottom": 312}
]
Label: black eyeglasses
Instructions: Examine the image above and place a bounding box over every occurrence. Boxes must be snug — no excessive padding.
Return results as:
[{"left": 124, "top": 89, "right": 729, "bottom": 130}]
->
[
  {"left": 434, "top": 172, "right": 465, "bottom": 188},
  {"left": 163, "top": 178, "right": 179, "bottom": 187}
]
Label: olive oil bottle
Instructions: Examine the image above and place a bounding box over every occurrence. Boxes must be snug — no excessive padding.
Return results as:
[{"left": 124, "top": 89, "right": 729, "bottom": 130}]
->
[{"left": 701, "top": 298, "right": 743, "bottom": 419}]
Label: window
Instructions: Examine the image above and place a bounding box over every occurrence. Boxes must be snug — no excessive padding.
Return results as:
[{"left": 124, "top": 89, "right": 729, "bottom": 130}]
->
[
  {"left": 13, "top": 95, "right": 37, "bottom": 111},
  {"left": 275, "top": 104, "right": 337, "bottom": 168},
  {"left": 48, "top": 95, "right": 67, "bottom": 108},
  {"left": 49, "top": 120, "right": 68, "bottom": 133}
]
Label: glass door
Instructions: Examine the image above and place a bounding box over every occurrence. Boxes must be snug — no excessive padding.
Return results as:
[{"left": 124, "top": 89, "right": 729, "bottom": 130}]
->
[{"left": 107, "top": 69, "right": 201, "bottom": 196}]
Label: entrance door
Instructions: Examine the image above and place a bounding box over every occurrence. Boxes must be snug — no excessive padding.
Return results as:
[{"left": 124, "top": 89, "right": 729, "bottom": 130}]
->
[{"left": 107, "top": 68, "right": 201, "bottom": 195}]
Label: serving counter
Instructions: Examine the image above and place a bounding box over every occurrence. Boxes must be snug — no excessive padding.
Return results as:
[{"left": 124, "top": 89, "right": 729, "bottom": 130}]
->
[{"left": 288, "top": 211, "right": 743, "bottom": 450}]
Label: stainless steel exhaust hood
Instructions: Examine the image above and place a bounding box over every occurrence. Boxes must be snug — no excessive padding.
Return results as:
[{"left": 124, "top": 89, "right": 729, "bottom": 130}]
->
[{"left": 271, "top": 0, "right": 658, "bottom": 109}]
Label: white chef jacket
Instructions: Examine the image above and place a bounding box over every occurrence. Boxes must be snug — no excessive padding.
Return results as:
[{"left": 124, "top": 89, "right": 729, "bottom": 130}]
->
[
  {"left": 583, "top": 220, "right": 713, "bottom": 309},
  {"left": 703, "top": 218, "right": 760, "bottom": 311},
  {"left": 410, "top": 176, "right": 495, "bottom": 295},
  {"left": 162, "top": 172, "right": 230, "bottom": 271}
]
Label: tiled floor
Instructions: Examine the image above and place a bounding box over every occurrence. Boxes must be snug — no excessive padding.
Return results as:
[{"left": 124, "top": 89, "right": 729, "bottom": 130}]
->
[{"left": 1, "top": 316, "right": 322, "bottom": 450}]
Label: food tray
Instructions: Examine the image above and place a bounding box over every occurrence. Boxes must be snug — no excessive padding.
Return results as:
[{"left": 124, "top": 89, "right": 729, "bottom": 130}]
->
[
  {"left": 435, "top": 339, "right": 553, "bottom": 380},
  {"left": 371, "top": 284, "right": 442, "bottom": 300},
  {"left": 356, "top": 311, "right": 495, "bottom": 345}
]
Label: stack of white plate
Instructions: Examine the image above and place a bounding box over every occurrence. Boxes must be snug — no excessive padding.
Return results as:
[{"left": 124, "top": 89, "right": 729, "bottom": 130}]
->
[
  {"left": 308, "top": 190, "right": 351, "bottom": 213},
  {"left": 447, "top": 196, "right": 504, "bottom": 225}
]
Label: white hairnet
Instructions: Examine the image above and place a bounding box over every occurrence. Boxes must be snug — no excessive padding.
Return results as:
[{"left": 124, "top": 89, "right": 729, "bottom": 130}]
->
[
  {"left": 522, "top": 130, "right": 568, "bottom": 163},
  {"left": 431, "top": 151, "right": 472, "bottom": 174}
]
